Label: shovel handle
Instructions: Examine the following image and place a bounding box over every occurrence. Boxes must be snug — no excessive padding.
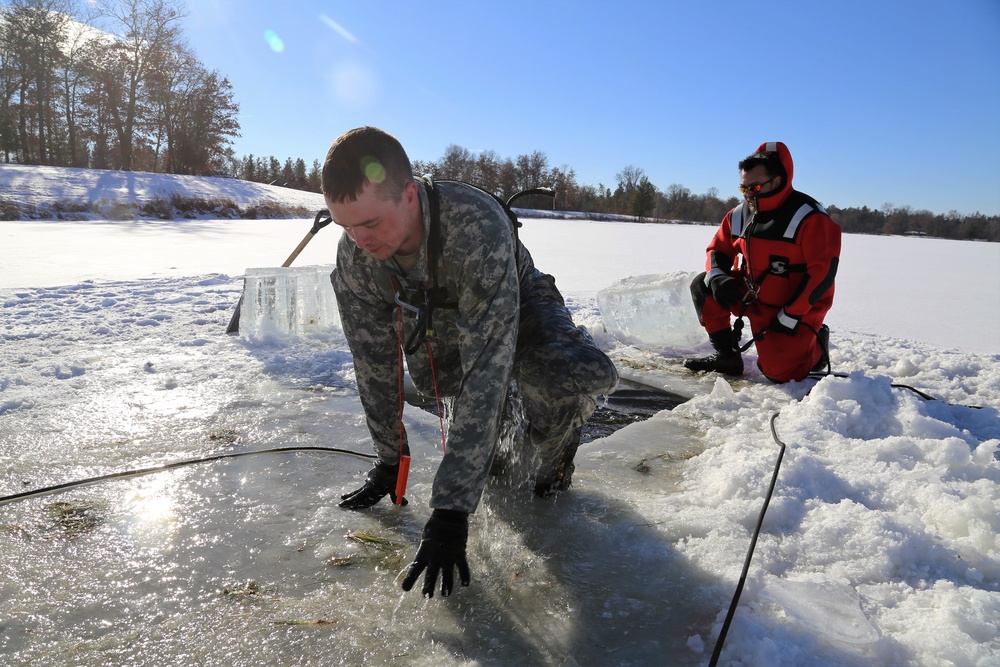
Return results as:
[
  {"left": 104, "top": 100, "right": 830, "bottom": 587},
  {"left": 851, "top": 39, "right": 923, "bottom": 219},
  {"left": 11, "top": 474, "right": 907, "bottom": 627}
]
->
[
  {"left": 281, "top": 210, "right": 332, "bottom": 267},
  {"left": 281, "top": 231, "right": 315, "bottom": 267}
]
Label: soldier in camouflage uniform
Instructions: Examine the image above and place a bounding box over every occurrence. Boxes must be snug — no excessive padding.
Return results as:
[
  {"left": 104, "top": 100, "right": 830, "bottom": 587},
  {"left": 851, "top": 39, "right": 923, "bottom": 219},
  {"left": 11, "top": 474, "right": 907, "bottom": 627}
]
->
[{"left": 323, "top": 127, "right": 618, "bottom": 598}]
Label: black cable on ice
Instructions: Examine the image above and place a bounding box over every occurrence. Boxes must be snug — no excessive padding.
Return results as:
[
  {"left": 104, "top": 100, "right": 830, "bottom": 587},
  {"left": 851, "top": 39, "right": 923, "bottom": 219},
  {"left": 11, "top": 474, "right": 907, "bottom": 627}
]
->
[{"left": 0, "top": 446, "right": 376, "bottom": 507}]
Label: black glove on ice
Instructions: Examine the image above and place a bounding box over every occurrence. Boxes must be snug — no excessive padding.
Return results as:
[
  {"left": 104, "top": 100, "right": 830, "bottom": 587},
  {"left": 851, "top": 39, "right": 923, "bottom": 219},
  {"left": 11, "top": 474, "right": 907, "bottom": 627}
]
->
[
  {"left": 401, "top": 509, "right": 470, "bottom": 598},
  {"left": 709, "top": 275, "right": 745, "bottom": 309},
  {"left": 339, "top": 461, "right": 407, "bottom": 510}
]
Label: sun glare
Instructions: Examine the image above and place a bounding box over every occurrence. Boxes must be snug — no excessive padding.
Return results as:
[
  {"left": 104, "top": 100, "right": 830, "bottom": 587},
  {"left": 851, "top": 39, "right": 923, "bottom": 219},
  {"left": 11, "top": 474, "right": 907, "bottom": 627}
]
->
[
  {"left": 125, "top": 476, "right": 180, "bottom": 546},
  {"left": 331, "top": 62, "right": 378, "bottom": 108}
]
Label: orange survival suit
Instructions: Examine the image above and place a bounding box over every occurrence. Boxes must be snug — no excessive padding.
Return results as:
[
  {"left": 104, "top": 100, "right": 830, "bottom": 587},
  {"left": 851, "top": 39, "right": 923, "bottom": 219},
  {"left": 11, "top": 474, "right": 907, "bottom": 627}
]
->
[{"left": 697, "top": 141, "right": 842, "bottom": 382}]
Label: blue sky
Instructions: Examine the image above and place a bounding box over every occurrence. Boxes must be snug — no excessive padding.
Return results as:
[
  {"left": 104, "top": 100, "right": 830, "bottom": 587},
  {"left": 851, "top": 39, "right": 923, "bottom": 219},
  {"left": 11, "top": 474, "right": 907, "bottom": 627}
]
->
[{"left": 183, "top": 0, "right": 1000, "bottom": 216}]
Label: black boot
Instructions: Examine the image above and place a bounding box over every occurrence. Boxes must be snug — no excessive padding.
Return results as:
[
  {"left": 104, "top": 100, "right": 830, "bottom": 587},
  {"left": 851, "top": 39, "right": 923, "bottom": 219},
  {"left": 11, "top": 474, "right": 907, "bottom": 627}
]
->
[
  {"left": 684, "top": 328, "right": 744, "bottom": 376},
  {"left": 810, "top": 324, "right": 830, "bottom": 373},
  {"left": 534, "top": 426, "right": 581, "bottom": 498}
]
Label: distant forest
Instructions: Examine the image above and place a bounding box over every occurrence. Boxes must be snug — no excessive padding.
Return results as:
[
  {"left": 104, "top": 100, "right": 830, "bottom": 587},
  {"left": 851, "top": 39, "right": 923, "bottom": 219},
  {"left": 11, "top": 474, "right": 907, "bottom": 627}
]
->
[{"left": 2, "top": 0, "right": 996, "bottom": 241}]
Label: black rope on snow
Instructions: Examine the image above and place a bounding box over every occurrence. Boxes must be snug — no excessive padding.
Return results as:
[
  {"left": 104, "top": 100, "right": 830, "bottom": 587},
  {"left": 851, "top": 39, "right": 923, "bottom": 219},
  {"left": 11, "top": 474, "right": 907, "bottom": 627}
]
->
[
  {"left": 807, "top": 370, "right": 984, "bottom": 408},
  {"left": 0, "top": 446, "right": 376, "bottom": 507},
  {"left": 708, "top": 412, "right": 786, "bottom": 667},
  {"left": 708, "top": 370, "right": 987, "bottom": 663}
]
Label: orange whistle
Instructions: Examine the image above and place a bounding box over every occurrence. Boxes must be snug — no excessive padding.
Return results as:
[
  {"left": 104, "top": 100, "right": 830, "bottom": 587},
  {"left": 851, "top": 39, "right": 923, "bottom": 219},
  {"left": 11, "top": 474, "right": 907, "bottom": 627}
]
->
[{"left": 394, "top": 455, "right": 411, "bottom": 504}]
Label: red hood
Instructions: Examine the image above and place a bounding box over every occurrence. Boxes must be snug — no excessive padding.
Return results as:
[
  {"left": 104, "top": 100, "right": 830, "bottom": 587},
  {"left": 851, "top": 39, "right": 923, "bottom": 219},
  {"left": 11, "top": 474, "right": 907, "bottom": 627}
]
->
[{"left": 754, "top": 141, "right": 794, "bottom": 212}]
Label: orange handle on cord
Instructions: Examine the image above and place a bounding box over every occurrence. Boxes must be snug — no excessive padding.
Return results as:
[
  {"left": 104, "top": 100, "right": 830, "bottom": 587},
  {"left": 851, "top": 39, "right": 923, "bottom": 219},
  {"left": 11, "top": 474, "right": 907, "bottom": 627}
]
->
[{"left": 394, "top": 455, "right": 411, "bottom": 504}]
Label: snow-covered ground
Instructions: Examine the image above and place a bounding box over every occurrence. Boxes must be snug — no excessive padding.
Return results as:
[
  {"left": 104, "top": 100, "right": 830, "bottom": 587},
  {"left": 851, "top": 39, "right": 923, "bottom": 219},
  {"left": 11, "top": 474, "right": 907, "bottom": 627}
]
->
[{"left": 1, "top": 165, "right": 998, "bottom": 666}]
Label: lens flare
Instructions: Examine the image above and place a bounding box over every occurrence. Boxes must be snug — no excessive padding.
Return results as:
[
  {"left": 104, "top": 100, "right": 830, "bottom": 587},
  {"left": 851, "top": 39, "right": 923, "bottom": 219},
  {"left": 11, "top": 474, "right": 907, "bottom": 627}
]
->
[
  {"left": 319, "top": 14, "right": 358, "bottom": 44},
  {"left": 264, "top": 29, "right": 284, "bottom": 53},
  {"left": 361, "top": 156, "right": 385, "bottom": 184}
]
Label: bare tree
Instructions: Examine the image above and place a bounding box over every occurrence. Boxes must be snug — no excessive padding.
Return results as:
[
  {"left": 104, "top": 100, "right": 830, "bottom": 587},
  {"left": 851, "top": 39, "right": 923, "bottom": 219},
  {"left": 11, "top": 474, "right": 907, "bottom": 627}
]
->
[
  {"left": 437, "top": 143, "right": 476, "bottom": 181},
  {"left": 94, "top": 0, "right": 185, "bottom": 170},
  {"left": 473, "top": 148, "right": 501, "bottom": 195},
  {"left": 144, "top": 40, "right": 197, "bottom": 171},
  {"left": 515, "top": 150, "right": 548, "bottom": 192},
  {"left": 58, "top": 1, "right": 101, "bottom": 166},
  {"left": 615, "top": 165, "right": 645, "bottom": 200}
]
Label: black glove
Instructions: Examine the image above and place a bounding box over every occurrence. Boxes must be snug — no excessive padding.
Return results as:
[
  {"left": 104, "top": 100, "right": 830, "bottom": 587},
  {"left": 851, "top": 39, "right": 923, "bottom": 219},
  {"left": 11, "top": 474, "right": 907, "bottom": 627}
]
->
[
  {"left": 401, "top": 509, "right": 470, "bottom": 598},
  {"left": 709, "top": 275, "right": 745, "bottom": 308},
  {"left": 339, "top": 461, "right": 407, "bottom": 509}
]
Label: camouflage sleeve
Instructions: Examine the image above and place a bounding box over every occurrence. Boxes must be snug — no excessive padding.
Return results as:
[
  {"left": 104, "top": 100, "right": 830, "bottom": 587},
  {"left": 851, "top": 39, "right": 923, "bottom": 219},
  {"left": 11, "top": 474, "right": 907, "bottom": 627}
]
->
[
  {"left": 430, "top": 187, "right": 519, "bottom": 513},
  {"left": 332, "top": 233, "right": 407, "bottom": 465}
]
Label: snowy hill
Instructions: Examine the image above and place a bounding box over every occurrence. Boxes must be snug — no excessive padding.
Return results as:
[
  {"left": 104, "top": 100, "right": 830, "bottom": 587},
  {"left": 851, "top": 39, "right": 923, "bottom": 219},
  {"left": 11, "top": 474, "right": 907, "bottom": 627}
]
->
[
  {"left": 0, "top": 166, "right": 998, "bottom": 667},
  {"left": 0, "top": 163, "right": 326, "bottom": 220}
]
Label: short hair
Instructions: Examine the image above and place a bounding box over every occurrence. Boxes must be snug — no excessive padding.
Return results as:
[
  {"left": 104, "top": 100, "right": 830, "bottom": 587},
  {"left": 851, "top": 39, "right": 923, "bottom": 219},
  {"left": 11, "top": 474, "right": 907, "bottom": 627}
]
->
[
  {"left": 321, "top": 126, "right": 414, "bottom": 203},
  {"left": 738, "top": 151, "right": 786, "bottom": 182}
]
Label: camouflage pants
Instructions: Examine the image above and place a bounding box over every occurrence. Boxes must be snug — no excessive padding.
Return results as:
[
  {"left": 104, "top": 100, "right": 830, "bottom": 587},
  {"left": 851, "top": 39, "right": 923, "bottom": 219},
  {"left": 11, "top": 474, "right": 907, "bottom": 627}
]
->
[
  {"left": 511, "top": 273, "right": 619, "bottom": 482},
  {"left": 407, "top": 272, "right": 619, "bottom": 485}
]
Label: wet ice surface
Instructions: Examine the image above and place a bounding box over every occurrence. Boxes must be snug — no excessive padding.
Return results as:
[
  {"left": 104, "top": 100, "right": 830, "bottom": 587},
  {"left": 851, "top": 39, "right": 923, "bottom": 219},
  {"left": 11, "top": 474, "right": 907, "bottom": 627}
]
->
[
  {"left": 0, "top": 273, "right": 716, "bottom": 666},
  {"left": 1, "top": 471, "right": 713, "bottom": 666}
]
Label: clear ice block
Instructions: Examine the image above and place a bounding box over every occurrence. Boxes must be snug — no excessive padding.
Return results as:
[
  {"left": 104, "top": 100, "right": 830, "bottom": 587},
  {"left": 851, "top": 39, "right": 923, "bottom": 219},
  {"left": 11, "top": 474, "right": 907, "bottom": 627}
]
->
[{"left": 242, "top": 265, "right": 338, "bottom": 337}]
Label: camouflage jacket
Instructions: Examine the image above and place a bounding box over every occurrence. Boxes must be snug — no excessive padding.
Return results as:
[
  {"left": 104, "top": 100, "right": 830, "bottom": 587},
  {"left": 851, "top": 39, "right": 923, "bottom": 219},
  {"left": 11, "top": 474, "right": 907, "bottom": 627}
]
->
[{"left": 333, "top": 178, "right": 536, "bottom": 513}]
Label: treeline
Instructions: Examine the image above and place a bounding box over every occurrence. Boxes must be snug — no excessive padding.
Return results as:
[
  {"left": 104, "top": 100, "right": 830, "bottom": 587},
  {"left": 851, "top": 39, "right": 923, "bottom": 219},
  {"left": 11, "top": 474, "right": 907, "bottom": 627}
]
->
[
  {"left": 655, "top": 185, "right": 999, "bottom": 241},
  {"left": 225, "top": 153, "right": 322, "bottom": 193},
  {"left": 404, "top": 144, "right": 1000, "bottom": 242},
  {"left": 824, "top": 204, "right": 998, "bottom": 242},
  {"left": 3, "top": 1, "right": 995, "bottom": 241},
  {"left": 0, "top": 0, "right": 239, "bottom": 174}
]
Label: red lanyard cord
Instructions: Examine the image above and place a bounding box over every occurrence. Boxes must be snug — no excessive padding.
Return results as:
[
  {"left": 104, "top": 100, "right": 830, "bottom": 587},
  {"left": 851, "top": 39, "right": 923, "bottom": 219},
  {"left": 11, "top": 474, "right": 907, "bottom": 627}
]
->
[
  {"left": 388, "top": 275, "right": 411, "bottom": 504},
  {"left": 394, "top": 301, "right": 410, "bottom": 503},
  {"left": 385, "top": 272, "right": 450, "bottom": 502}
]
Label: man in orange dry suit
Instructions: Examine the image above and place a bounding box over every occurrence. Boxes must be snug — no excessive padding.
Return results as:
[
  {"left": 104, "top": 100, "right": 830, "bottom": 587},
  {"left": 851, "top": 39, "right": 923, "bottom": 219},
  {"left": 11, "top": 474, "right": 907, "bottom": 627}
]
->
[{"left": 684, "top": 141, "right": 841, "bottom": 383}]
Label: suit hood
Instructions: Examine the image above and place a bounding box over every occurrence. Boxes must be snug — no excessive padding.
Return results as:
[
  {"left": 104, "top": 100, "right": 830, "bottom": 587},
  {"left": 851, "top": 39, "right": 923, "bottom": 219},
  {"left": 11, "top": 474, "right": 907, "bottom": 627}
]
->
[{"left": 754, "top": 141, "right": 795, "bottom": 212}]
